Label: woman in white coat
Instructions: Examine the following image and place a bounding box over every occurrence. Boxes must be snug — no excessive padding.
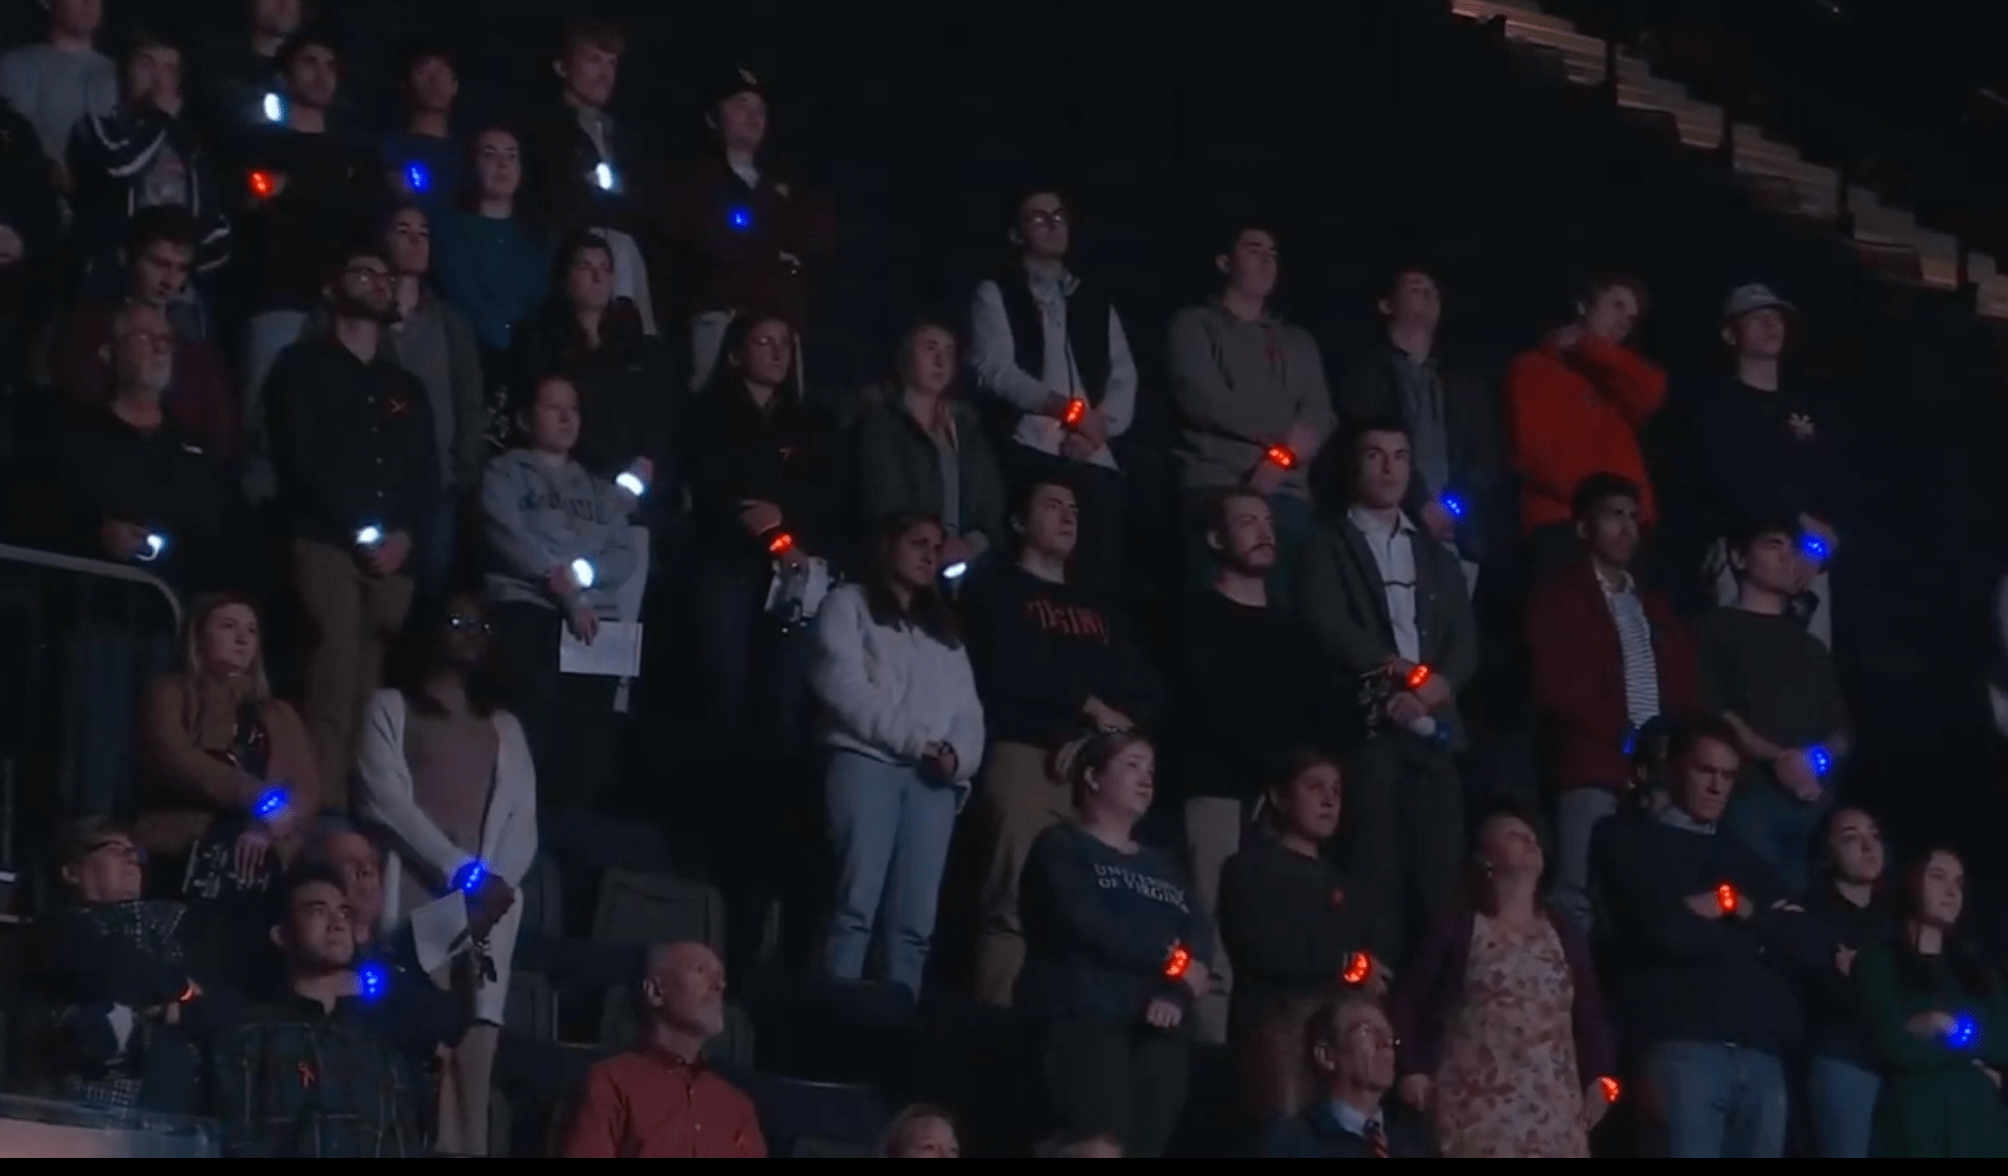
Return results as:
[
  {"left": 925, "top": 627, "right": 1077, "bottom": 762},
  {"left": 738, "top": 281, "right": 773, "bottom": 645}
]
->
[
  {"left": 810, "top": 512, "right": 985, "bottom": 996},
  {"left": 355, "top": 592, "right": 538, "bottom": 1157}
]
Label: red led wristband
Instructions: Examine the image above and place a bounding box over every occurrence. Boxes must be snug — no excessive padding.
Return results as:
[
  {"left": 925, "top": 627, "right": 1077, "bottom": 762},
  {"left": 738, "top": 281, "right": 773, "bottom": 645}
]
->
[
  {"left": 1715, "top": 883, "right": 1739, "bottom": 916},
  {"left": 1405, "top": 664, "right": 1433, "bottom": 691},
  {"left": 1162, "top": 943, "right": 1192, "bottom": 980},
  {"left": 1597, "top": 1076, "right": 1621, "bottom": 1104},
  {"left": 767, "top": 531, "right": 796, "bottom": 556},
  {"left": 1061, "top": 397, "right": 1088, "bottom": 429},
  {"left": 1341, "top": 952, "right": 1373, "bottom": 987},
  {"left": 1264, "top": 444, "right": 1298, "bottom": 471}
]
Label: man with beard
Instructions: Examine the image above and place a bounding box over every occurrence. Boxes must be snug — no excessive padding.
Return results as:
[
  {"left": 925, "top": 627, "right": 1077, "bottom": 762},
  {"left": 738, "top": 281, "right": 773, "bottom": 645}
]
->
[
  {"left": 1164, "top": 487, "right": 1334, "bottom": 1042},
  {"left": 267, "top": 246, "right": 438, "bottom": 810}
]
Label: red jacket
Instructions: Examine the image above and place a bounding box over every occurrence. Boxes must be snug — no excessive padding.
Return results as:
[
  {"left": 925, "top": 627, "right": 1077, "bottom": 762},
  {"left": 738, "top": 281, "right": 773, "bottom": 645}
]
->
[
  {"left": 1528, "top": 557, "right": 1699, "bottom": 793},
  {"left": 1503, "top": 333, "right": 1665, "bottom": 532}
]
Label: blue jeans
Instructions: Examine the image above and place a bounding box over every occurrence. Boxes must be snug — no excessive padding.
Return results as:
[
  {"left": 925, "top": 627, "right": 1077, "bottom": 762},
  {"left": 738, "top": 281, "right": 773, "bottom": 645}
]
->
[
  {"left": 1806, "top": 1055, "right": 1879, "bottom": 1159},
  {"left": 1724, "top": 778, "right": 1830, "bottom": 893},
  {"left": 1643, "top": 1041, "right": 1788, "bottom": 1158},
  {"left": 1551, "top": 786, "right": 1620, "bottom": 934},
  {"left": 691, "top": 564, "right": 811, "bottom": 752},
  {"left": 821, "top": 749, "right": 961, "bottom": 994}
]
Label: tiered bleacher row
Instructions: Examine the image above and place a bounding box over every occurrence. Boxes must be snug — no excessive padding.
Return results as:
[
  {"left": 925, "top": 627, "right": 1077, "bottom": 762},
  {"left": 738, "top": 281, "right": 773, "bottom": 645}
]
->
[{"left": 3, "top": 0, "right": 2008, "bottom": 1161}]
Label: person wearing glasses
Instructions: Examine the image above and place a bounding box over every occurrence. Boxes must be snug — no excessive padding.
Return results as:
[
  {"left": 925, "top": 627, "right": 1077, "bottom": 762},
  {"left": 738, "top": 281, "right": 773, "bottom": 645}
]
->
[
  {"left": 354, "top": 592, "right": 537, "bottom": 1156},
  {"left": 40, "top": 815, "right": 237, "bottom": 1120},
  {"left": 969, "top": 187, "right": 1139, "bottom": 593},
  {"left": 1263, "top": 994, "right": 1435, "bottom": 1158},
  {"left": 266, "top": 246, "right": 439, "bottom": 809}
]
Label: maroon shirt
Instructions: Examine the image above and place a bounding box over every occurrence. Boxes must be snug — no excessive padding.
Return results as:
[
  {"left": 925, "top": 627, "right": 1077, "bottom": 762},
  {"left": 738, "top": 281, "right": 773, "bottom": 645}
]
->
[
  {"left": 662, "top": 154, "right": 835, "bottom": 326},
  {"left": 1527, "top": 556, "right": 1699, "bottom": 793},
  {"left": 561, "top": 1046, "right": 767, "bottom": 1159}
]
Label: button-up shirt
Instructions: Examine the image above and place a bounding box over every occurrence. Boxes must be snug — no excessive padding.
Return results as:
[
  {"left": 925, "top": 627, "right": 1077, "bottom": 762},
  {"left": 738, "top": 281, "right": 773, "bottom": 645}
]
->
[
  {"left": 1348, "top": 504, "right": 1422, "bottom": 664},
  {"left": 210, "top": 993, "right": 421, "bottom": 1158},
  {"left": 561, "top": 1045, "right": 768, "bottom": 1159},
  {"left": 1597, "top": 565, "right": 1662, "bottom": 726},
  {"left": 265, "top": 335, "right": 439, "bottom": 550}
]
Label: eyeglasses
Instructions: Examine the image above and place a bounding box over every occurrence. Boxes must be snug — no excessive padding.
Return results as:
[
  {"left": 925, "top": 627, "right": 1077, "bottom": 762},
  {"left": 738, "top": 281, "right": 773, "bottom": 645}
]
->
[
  {"left": 447, "top": 614, "right": 492, "bottom": 635},
  {"left": 345, "top": 266, "right": 393, "bottom": 285},
  {"left": 1022, "top": 209, "right": 1069, "bottom": 230},
  {"left": 115, "top": 329, "right": 173, "bottom": 350}
]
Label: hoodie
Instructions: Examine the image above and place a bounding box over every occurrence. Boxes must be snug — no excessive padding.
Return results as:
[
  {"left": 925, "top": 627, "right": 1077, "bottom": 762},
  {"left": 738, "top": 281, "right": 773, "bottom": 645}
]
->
[
  {"left": 480, "top": 448, "right": 639, "bottom": 615},
  {"left": 1502, "top": 333, "right": 1665, "bottom": 532},
  {"left": 808, "top": 584, "right": 985, "bottom": 785}
]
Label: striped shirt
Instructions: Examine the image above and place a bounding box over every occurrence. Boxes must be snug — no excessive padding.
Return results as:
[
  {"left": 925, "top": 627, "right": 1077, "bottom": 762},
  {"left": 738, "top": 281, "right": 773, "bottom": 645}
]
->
[{"left": 1599, "top": 567, "right": 1661, "bottom": 727}]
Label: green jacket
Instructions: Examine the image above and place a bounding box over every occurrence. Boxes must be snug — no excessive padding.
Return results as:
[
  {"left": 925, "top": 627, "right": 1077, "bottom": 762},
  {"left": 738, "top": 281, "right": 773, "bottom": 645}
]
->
[
  {"left": 848, "top": 389, "right": 1006, "bottom": 555},
  {"left": 1297, "top": 509, "right": 1478, "bottom": 744},
  {"left": 1856, "top": 941, "right": 2008, "bottom": 1158}
]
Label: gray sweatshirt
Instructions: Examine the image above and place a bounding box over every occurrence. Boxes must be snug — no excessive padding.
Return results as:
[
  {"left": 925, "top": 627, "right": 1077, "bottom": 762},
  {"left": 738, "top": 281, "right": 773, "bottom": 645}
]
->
[
  {"left": 0, "top": 43, "right": 117, "bottom": 164},
  {"left": 1166, "top": 300, "right": 1336, "bottom": 498},
  {"left": 481, "top": 449, "right": 641, "bottom": 614}
]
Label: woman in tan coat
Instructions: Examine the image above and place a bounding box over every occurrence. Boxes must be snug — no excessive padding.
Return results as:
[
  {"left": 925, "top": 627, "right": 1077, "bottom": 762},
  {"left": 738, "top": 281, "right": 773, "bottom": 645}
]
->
[{"left": 135, "top": 594, "right": 320, "bottom": 897}]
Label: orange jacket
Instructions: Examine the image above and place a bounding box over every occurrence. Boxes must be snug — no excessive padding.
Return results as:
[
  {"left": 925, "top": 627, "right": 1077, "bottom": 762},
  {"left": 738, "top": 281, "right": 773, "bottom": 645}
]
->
[{"left": 1503, "top": 334, "right": 1666, "bottom": 532}]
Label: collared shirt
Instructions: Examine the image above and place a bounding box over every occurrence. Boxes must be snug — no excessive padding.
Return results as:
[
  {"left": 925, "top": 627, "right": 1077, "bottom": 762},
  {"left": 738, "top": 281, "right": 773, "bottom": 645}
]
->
[
  {"left": 1347, "top": 505, "right": 1421, "bottom": 664},
  {"left": 1596, "top": 565, "right": 1662, "bottom": 726},
  {"left": 210, "top": 993, "right": 421, "bottom": 1158},
  {"left": 266, "top": 335, "right": 439, "bottom": 547},
  {"left": 560, "top": 1045, "right": 768, "bottom": 1159},
  {"left": 1656, "top": 805, "right": 1717, "bottom": 835},
  {"left": 1326, "top": 1097, "right": 1385, "bottom": 1140}
]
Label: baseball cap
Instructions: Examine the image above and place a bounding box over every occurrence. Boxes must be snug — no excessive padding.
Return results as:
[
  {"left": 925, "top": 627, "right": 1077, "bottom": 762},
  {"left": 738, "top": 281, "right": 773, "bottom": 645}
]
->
[{"left": 1723, "top": 283, "right": 1796, "bottom": 321}]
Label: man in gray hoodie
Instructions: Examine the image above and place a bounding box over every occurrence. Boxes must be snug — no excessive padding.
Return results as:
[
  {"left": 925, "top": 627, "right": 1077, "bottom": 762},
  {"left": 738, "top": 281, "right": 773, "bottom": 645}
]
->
[
  {"left": 1168, "top": 223, "right": 1336, "bottom": 606},
  {"left": 481, "top": 371, "right": 641, "bottom": 787}
]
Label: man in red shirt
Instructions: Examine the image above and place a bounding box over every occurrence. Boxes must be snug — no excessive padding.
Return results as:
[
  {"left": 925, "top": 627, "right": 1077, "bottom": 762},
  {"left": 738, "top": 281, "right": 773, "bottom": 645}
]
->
[
  {"left": 1503, "top": 274, "right": 1666, "bottom": 572},
  {"left": 561, "top": 942, "right": 766, "bottom": 1158}
]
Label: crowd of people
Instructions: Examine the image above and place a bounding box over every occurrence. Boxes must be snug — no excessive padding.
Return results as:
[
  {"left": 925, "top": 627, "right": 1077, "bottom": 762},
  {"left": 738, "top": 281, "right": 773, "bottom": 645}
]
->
[{"left": 1, "top": 0, "right": 2004, "bottom": 1161}]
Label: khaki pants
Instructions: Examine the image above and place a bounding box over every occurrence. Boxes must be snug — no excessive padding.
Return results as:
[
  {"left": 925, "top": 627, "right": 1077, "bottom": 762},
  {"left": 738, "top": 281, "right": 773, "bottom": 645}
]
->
[
  {"left": 972, "top": 741, "right": 1072, "bottom": 1006},
  {"left": 428, "top": 960, "right": 499, "bottom": 1156},
  {"left": 1182, "top": 796, "right": 1241, "bottom": 1045},
  {"left": 293, "top": 538, "right": 414, "bottom": 810}
]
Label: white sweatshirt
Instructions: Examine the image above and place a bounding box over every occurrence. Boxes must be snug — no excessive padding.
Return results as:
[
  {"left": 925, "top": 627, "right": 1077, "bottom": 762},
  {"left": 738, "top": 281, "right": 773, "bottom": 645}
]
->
[{"left": 809, "top": 584, "right": 985, "bottom": 783}]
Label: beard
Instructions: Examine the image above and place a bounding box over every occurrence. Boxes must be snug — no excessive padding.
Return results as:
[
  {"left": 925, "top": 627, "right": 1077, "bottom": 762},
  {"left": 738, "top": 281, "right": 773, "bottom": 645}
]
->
[{"left": 332, "top": 289, "right": 401, "bottom": 326}]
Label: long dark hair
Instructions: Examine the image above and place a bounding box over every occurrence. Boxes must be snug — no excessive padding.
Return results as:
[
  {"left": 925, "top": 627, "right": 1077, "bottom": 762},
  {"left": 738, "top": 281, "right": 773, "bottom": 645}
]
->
[
  {"left": 702, "top": 309, "right": 802, "bottom": 403},
  {"left": 863, "top": 513, "right": 961, "bottom": 650},
  {"left": 1893, "top": 846, "right": 2000, "bottom": 1001},
  {"left": 392, "top": 593, "right": 506, "bottom": 719}
]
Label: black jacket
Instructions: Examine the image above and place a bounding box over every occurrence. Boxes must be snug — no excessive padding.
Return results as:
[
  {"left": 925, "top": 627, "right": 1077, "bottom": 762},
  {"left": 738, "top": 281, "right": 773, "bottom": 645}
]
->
[
  {"left": 1798, "top": 882, "right": 1893, "bottom": 1069},
  {"left": 233, "top": 127, "right": 387, "bottom": 313},
  {"left": 266, "top": 335, "right": 439, "bottom": 552},
  {"left": 683, "top": 378, "right": 841, "bottom": 576},
  {"left": 510, "top": 297, "right": 676, "bottom": 487},
  {"left": 54, "top": 403, "right": 235, "bottom": 595}
]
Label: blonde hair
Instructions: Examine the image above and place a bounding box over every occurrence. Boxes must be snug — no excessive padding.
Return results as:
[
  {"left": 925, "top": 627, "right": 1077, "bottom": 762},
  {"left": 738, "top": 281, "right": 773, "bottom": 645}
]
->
[{"left": 182, "top": 593, "right": 271, "bottom": 702}]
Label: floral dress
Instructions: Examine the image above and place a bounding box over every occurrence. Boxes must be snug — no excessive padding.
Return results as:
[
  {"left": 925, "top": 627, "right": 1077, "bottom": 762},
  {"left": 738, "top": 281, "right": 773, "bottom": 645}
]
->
[{"left": 1432, "top": 914, "right": 1590, "bottom": 1158}]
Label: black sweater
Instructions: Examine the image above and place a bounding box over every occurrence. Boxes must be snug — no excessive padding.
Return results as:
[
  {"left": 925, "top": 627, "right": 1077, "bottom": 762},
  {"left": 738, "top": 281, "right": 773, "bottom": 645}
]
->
[
  {"left": 961, "top": 565, "right": 1158, "bottom": 751},
  {"left": 1164, "top": 589, "right": 1337, "bottom": 801},
  {"left": 1798, "top": 882, "right": 1893, "bottom": 1068},
  {"left": 1594, "top": 807, "right": 1825, "bottom": 1055},
  {"left": 54, "top": 404, "right": 234, "bottom": 595},
  {"left": 684, "top": 380, "right": 842, "bottom": 577},
  {"left": 1016, "top": 823, "right": 1211, "bottom": 1025},
  {"left": 1218, "top": 832, "right": 1377, "bottom": 1035},
  {"left": 266, "top": 336, "right": 439, "bottom": 551},
  {"left": 509, "top": 299, "right": 677, "bottom": 515}
]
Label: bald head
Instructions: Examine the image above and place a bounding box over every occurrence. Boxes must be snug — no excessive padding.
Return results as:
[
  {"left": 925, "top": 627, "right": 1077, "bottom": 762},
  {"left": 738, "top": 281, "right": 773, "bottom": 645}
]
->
[{"left": 642, "top": 941, "right": 727, "bottom": 1043}]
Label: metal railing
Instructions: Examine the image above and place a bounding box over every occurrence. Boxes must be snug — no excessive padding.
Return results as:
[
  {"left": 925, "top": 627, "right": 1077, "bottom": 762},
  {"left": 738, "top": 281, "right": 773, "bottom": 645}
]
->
[{"left": 0, "top": 545, "right": 181, "bottom": 876}]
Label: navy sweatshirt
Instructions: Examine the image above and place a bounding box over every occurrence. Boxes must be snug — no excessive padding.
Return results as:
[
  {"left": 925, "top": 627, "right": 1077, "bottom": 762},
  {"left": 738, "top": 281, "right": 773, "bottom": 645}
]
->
[
  {"left": 961, "top": 564, "right": 1158, "bottom": 751},
  {"left": 1594, "top": 807, "right": 1825, "bottom": 1055},
  {"left": 1797, "top": 883, "right": 1893, "bottom": 1069},
  {"left": 1015, "top": 823, "right": 1211, "bottom": 1025}
]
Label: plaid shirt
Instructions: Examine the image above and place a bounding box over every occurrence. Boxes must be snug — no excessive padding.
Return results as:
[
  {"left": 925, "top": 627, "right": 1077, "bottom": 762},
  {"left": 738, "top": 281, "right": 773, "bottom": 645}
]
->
[{"left": 210, "top": 993, "right": 421, "bottom": 1158}]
